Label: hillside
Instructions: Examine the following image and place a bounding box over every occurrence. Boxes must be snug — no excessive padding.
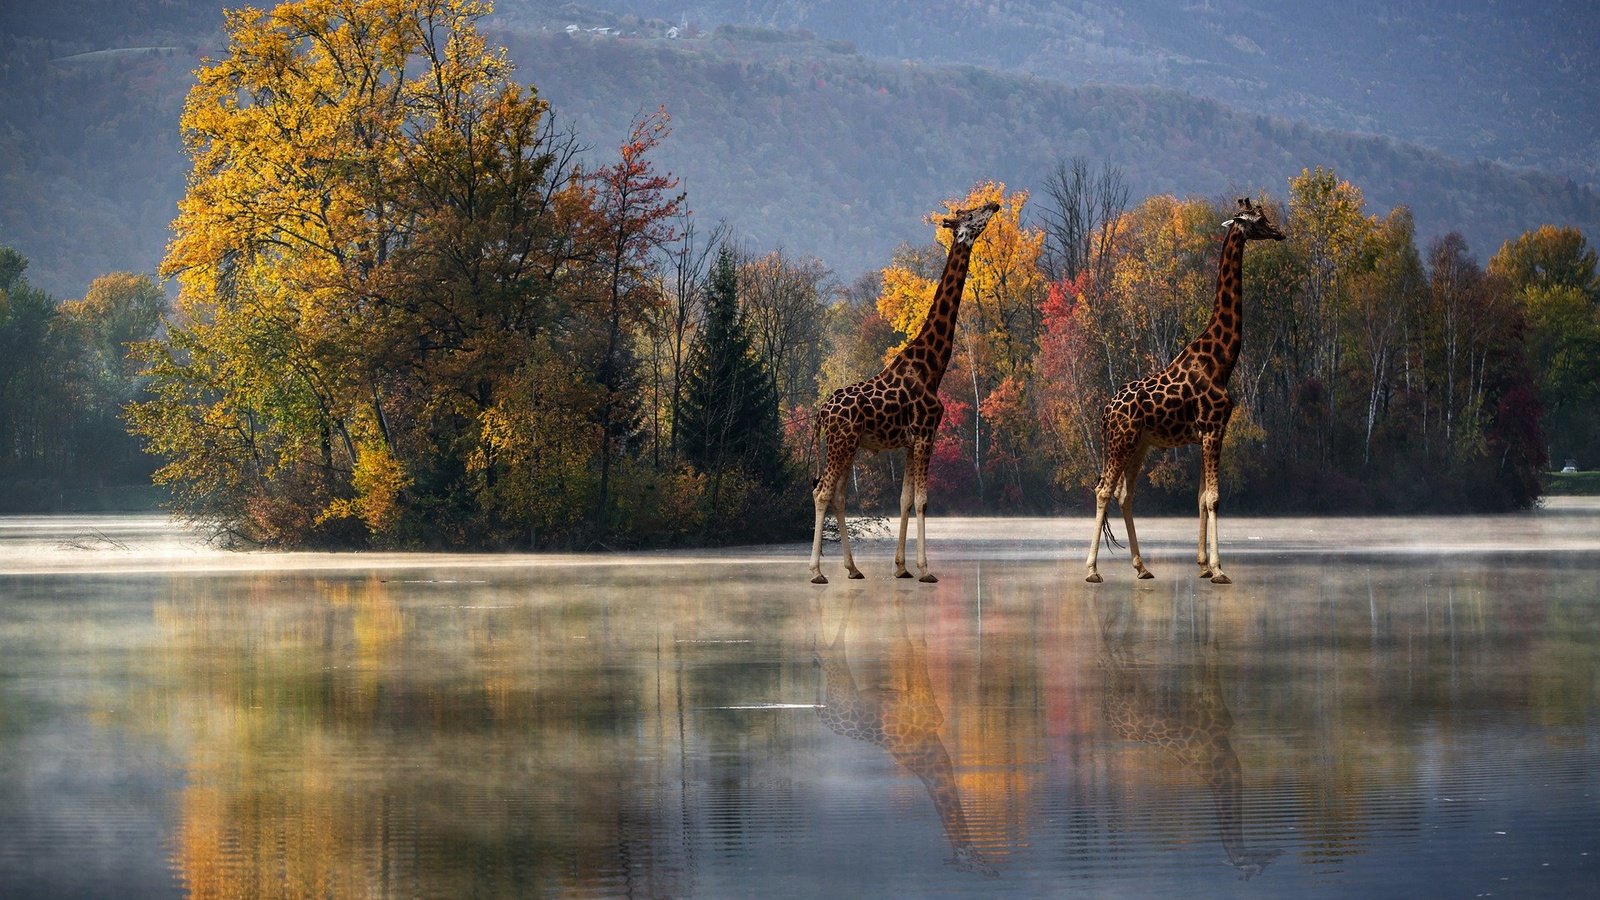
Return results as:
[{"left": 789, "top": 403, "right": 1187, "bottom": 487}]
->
[
  {"left": 509, "top": 27, "right": 1599, "bottom": 277},
  {"left": 2, "top": 3, "right": 1598, "bottom": 295},
  {"left": 546, "top": 0, "right": 1600, "bottom": 188}
]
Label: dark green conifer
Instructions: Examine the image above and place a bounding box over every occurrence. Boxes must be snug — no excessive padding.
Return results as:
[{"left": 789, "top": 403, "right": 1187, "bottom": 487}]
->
[{"left": 677, "top": 246, "right": 787, "bottom": 489}]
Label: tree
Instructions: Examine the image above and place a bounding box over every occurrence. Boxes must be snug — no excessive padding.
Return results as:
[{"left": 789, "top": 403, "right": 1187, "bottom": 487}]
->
[
  {"left": 129, "top": 0, "right": 587, "bottom": 546},
  {"left": 1488, "top": 226, "right": 1600, "bottom": 467},
  {"left": 1038, "top": 156, "right": 1128, "bottom": 291},
  {"left": 1287, "top": 167, "right": 1376, "bottom": 467},
  {"left": 639, "top": 213, "right": 723, "bottom": 466},
  {"left": 1345, "top": 207, "right": 1424, "bottom": 466},
  {"left": 0, "top": 251, "right": 163, "bottom": 507},
  {"left": 737, "top": 246, "right": 830, "bottom": 414},
  {"left": 0, "top": 247, "right": 72, "bottom": 496},
  {"left": 676, "top": 246, "right": 787, "bottom": 529},
  {"left": 584, "top": 108, "right": 684, "bottom": 532}
]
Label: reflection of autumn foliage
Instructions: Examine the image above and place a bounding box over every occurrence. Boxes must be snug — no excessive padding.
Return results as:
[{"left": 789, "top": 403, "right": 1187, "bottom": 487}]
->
[{"left": 123, "top": 553, "right": 1600, "bottom": 891}]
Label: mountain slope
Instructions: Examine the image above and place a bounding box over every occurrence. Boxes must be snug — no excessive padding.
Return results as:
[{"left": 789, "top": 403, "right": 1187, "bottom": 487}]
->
[
  {"left": 546, "top": 0, "right": 1600, "bottom": 187},
  {"left": 2, "top": 6, "right": 1597, "bottom": 296},
  {"left": 511, "top": 28, "right": 1597, "bottom": 276}
]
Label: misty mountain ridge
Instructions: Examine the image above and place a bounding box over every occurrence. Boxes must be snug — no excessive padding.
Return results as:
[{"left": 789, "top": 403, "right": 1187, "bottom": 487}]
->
[
  {"left": 1, "top": 0, "right": 1596, "bottom": 295},
  {"left": 545, "top": 0, "right": 1600, "bottom": 187}
]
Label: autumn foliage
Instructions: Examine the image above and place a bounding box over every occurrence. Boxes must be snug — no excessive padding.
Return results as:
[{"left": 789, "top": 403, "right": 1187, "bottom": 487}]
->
[
  {"left": 819, "top": 167, "right": 1561, "bottom": 516},
  {"left": 127, "top": 0, "right": 801, "bottom": 547},
  {"left": 3, "top": 2, "right": 1576, "bottom": 540}
]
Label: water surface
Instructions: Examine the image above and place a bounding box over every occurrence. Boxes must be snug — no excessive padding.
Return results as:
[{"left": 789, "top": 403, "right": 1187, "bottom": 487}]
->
[{"left": 1, "top": 506, "right": 1597, "bottom": 897}]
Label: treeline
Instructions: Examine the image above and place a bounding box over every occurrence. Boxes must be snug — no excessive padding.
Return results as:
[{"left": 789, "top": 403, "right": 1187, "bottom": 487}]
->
[
  {"left": 831, "top": 168, "right": 1594, "bottom": 516},
  {"left": 116, "top": 0, "right": 819, "bottom": 549},
  {"left": 0, "top": 252, "right": 164, "bottom": 510},
  {"left": 5, "top": 0, "right": 1597, "bottom": 545}
]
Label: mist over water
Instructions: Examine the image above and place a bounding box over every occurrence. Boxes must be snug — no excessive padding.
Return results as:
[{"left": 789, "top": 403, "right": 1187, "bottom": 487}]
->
[{"left": 1, "top": 506, "right": 1597, "bottom": 897}]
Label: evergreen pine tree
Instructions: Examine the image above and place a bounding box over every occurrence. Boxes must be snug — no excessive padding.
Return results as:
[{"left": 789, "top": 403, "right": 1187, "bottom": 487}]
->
[{"left": 677, "top": 246, "right": 787, "bottom": 491}]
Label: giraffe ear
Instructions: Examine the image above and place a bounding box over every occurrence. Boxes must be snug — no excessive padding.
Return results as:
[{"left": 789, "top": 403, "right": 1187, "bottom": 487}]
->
[{"left": 1220, "top": 218, "right": 1236, "bottom": 229}]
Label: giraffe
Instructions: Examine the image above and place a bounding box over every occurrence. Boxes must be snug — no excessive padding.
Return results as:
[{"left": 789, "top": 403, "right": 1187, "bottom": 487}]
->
[
  {"left": 814, "top": 593, "right": 997, "bottom": 876},
  {"left": 808, "top": 200, "right": 1001, "bottom": 584},
  {"left": 1084, "top": 197, "right": 1285, "bottom": 585},
  {"left": 1093, "top": 591, "right": 1283, "bottom": 880}
]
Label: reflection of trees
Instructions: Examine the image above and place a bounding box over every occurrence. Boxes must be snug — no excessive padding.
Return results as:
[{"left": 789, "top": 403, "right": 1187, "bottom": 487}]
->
[
  {"left": 1092, "top": 590, "right": 1282, "bottom": 879},
  {"left": 103, "top": 557, "right": 1600, "bottom": 891},
  {"left": 813, "top": 592, "right": 997, "bottom": 876},
  {"left": 154, "top": 571, "right": 704, "bottom": 898}
]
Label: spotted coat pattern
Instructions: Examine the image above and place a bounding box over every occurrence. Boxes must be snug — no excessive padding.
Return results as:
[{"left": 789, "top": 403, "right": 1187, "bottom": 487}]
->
[
  {"left": 807, "top": 202, "right": 1000, "bottom": 584},
  {"left": 1096, "top": 600, "right": 1282, "bottom": 878},
  {"left": 1085, "top": 198, "right": 1285, "bottom": 584}
]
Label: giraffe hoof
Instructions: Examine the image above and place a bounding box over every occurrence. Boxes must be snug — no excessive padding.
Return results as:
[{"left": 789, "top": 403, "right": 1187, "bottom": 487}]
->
[
  {"left": 1210, "top": 573, "right": 1232, "bottom": 585},
  {"left": 810, "top": 574, "right": 828, "bottom": 585},
  {"left": 895, "top": 570, "right": 913, "bottom": 579},
  {"left": 1198, "top": 568, "right": 1213, "bottom": 579},
  {"left": 918, "top": 573, "right": 938, "bottom": 584},
  {"left": 1085, "top": 573, "right": 1103, "bottom": 584},
  {"left": 1136, "top": 570, "right": 1154, "bottom": 580},
  {"left": 847, "top": 570, "right": 865, "bottom": 580}
]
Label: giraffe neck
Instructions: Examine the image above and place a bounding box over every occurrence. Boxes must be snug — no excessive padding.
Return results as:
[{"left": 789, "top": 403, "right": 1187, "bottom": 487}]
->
[
  {"left": 891, "top": 736, "right": 980, "bottom": 856},
  {"left": 1178, "top": 224, "right": 1247, "bottom": 383},
  {"left": 898, "top": 239, "right": 975, "bottom": 392}
]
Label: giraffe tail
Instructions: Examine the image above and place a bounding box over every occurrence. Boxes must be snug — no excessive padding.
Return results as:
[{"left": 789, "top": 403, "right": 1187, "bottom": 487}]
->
[{"left": 1101, "top": 518, "right": 1124, "bottom": 552}]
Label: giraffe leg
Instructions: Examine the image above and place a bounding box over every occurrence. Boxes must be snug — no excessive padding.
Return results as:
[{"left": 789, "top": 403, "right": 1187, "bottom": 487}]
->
[
  {"left": 834, "top": 477, "right": 864, "bottom": 579},
  {"left": 1087, "top": 430, "right": 1136, "bottom": 583},
  {"left": 1085, "top": 471, "right": 1114, "bottom": 584},
  {"left": 810, "top": 432, "right": 858, "bottom": 584},
  {"left": 910, "top": 437, "right": 937, "bottom": 583},
  {"left": 894, "top": 459, "right": 915, "bottom": 578},
  {"left": 1196, "top": 477, "right": 1210, "bottom": 577},
  {"left": 809, "top": 470, "right": 835, "bottom": 584},
  {"left": 1119, "top": 444, "right": 1153, "bottom": 579},
  {"left": 1200, "top": 431, "right": 1230, "bottom": 584}
]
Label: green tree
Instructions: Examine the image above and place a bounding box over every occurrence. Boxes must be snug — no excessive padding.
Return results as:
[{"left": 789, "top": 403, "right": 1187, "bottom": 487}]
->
[
  {"left": 0, "top": 251, "right": 161, "bottom": 507},
  {"left": 677, "top": 245, "right": 787, "bottom": 527},
  {"left": 1488, "top": 226, "right": 1600, "bottom": 468},
  {"left": 0, "top": 247, "right": 71, "bottom": 500}
]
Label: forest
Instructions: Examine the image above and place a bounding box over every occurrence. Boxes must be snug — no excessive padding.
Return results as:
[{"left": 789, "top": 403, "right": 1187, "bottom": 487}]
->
[{"left": 1, "top": 0, "right": 1596, "bottom": 548}]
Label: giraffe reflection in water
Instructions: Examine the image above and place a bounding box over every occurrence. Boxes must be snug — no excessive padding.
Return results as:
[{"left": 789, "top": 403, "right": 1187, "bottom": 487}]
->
[
  {"left": 1093, "top": 590, "right": 1284, "bottom": 879},
  {"left": 813, "top": 591, "right": 998, "bottom": 877}
]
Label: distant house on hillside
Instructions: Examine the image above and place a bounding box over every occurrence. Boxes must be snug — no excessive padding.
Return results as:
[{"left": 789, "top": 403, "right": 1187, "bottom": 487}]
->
[
  {"left": 565, "top": 24, "right": 579, "bottom": 34},
  {"left": 666, "top": 26, "right": 680, "bottom": 39}
]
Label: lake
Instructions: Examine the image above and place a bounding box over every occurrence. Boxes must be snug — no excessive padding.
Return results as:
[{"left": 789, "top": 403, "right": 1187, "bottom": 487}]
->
[{"left": 1, "top": 505, "right": 1597, "bottom": 897}]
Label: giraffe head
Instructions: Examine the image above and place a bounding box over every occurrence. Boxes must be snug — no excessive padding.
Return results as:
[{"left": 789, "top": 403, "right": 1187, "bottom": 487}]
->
[
  {"left": 1221, "top": 197, "right": 1285, "bottom": 241},
  {"left": 941, "top": 201, "right": 1001, "bottom": 247}
]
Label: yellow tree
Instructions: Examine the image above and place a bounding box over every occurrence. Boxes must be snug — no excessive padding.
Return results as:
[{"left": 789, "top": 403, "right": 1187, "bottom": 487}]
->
[
  {"left": 1287, "top": 167, "right": 1375, "bottom": 466},
  {"left": 132, "top": 0, "right": 577, "bottom": 545},
  {"left": 876, "top": 181, "right": 1046, "bottom": 505},
  {"left": 1488, "top": 225, "right": 1600, "bottom": 466},
  {"left": 1098, "top": 195, "right": 1218, "bottom": 380}
]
